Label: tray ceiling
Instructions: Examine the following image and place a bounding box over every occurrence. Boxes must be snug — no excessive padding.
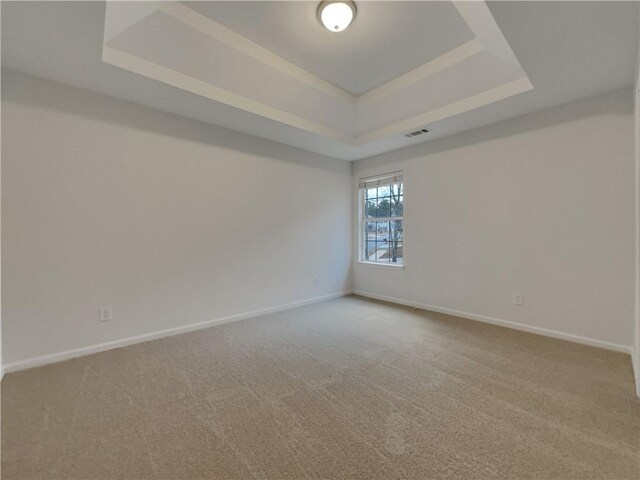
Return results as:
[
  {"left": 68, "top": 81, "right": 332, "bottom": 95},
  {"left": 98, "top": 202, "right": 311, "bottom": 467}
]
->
[
  {"left": 103, "top": 0, "right": 532, "bottom": 148},
  {"left": 3, "top": 1, "right": 637, "bottom": 161}
]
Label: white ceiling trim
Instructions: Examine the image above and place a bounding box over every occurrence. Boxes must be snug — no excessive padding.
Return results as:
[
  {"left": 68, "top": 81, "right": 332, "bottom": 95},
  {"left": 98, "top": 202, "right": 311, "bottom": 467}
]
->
[
  {"left": 102, "top": 45, "right": 352, "bottom": 144},
  {"left": 103, "top": 1, "right": 158, "bottom": 44},
  {"left": 358, "top": 38, "right": 484, "bottom": 105},
  {"left": 454, "top": 0, "right": 527, "bottom": 71},
  {"left": 102, "top": 0, "right": 532, "bottom": 148},
  {"left": 357, "top": 0, "right": 528, "bottom": 105},
  {"left": 156, "top": 1, "right": 355, "bottom": 103},
  {"left": 353, "top": 77, "right": 533, "bottom": 146},
  {"left": 104, "top": 36, "right": 532, "bottom": 147}
]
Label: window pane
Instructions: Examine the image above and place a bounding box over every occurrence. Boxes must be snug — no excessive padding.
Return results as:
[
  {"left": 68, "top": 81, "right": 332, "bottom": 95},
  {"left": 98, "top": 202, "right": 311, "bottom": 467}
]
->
[
  {"left": 364, "top": 199, "right": 377, "bottom": 218},
  {"left": 377, "top": 185, "right": 391, "bottom": 198},
  {"left": 390, "top": 219, "right": 403, "bottom": 242},
  {"left": 375, "top": 221, "right": 389, "bottom": 261},
  {"left": 378, "top": 244, "right": 390, "bottom": 262},
  {"left": 391, "top": 242, "right": 403, "bottom": 263},
  {"left": 390, "top": 183, "right": 403, "bottom": 196},
  {"left": 363, "top": 222, "right": 376, "bottom": 261},
  {"left": 391, "top": 195, "right": 403, "bottom": 217},
  {"left": 374, "top": 198, "right": 391, "bottom": 218},
  {"left": 376, "top": 221, "right": 389, "bottom": 243},
  {"left": 363, "top": 221, "right": 388, "bottom": 262},
  {"left": 387, "top": 220, "right": 403, "bottom": 263},
  {"left": 365, "top": 188, "right": 377, "bottom": 200}
]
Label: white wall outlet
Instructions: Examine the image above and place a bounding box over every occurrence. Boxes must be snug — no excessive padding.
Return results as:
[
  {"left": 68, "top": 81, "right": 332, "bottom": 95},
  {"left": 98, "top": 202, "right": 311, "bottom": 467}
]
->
[
  {"left": 513, "top": 293, "right": 523, "bottom": 306},
  {"left": 313, "top": 276, "right": 320, "bottom": 286},
  {"left": 99, "top": 307, "right": 112, "bottom": 322}
]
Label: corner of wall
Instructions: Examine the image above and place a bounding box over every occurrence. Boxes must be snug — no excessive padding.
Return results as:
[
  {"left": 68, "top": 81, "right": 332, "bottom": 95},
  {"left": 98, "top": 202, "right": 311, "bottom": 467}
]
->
[
  {"left": 634, "top": 29, "right": 640, "bottom": 397},
  {"left": 1, "top": 57, "right": 3, "bottom": 383}
]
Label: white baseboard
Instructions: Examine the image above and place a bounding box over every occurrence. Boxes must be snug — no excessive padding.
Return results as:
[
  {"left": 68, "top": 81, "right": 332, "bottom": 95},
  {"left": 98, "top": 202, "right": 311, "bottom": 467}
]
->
[
  {"left": 352, "top": 290, "right": 633, "bottom": 355},
  {"left": 3, "top": 290, "right": 352, "bottom": 374}
]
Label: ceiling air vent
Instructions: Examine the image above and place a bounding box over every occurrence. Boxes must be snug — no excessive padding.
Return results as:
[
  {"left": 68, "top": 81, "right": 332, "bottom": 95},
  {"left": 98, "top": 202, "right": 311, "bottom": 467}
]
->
[{"left": 404, "top": 128, "right": 430, "bottom": 138}]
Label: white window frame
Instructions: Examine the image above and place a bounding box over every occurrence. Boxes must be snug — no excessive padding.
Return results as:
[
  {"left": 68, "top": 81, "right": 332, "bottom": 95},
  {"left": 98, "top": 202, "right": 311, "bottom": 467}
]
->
[{"left": 358, "top": 172, "right": 404, "bottom": 268}]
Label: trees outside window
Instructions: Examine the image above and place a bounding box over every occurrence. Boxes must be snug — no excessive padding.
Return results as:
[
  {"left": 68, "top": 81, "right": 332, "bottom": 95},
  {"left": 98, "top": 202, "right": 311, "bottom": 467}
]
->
[{"left": 361, "top": 175, "right": 403, "bottom": 264}]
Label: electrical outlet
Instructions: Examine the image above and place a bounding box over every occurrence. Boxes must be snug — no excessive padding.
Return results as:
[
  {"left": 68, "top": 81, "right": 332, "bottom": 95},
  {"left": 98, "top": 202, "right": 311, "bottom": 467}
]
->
[
  {"left": 99, "top": 307, "right": 112, "bottom": 322},
  {"left": 313, "top": 277, "right": 320, "bottom": 286},
  {"left": 513, "top": 293, "right": 523, "bottom": 306}
]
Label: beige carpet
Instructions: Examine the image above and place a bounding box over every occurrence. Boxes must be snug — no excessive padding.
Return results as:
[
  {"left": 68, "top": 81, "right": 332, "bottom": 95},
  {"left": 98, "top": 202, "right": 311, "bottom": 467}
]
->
[{"left": 2, "top": 295, "right": 638, "bottom": 479}]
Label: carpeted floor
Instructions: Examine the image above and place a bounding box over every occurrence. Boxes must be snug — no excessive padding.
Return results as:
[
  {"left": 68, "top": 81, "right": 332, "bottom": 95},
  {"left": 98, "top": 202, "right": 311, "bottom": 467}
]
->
[{"left": 2, "top": 295, "right": 638, "bottom": 479}]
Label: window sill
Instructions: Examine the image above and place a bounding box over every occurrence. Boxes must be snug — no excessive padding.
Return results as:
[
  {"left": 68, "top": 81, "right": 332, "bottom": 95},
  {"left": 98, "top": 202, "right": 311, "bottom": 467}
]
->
[{"left": 356, "top": 261, "right": 405, "bottom": 270}]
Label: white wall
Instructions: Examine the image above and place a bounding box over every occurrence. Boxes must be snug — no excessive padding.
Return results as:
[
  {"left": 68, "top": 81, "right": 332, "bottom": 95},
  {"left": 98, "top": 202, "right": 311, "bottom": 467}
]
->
[
  {"left": 1, "top": 60, "right": 3, "bottom": 377},
  {"left": 1, "top": 70, "right": 351, "bottom": 366},
  {"left": 353, "top": 89, "right": 636, "bottom": 351},
  {"left": 2, "top": 68, "right": 637, "bottom": 375},
  {"left": 634, "top": 37, "right": 640, "bottom": 395},
  {"left": 635, "top": 84, "right": 640, "bottom": 394}
]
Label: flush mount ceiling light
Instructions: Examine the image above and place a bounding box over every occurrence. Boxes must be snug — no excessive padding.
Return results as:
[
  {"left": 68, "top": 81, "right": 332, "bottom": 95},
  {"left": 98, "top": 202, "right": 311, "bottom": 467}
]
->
[{"left": 318, "top": 1, "right": 356, "bottom": 32}]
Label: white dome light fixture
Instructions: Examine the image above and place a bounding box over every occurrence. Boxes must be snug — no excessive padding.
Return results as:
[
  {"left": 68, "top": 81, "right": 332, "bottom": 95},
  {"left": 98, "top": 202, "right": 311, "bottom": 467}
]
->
[{"left": 318, "top": 1, "right": 356, "bottom": 32}]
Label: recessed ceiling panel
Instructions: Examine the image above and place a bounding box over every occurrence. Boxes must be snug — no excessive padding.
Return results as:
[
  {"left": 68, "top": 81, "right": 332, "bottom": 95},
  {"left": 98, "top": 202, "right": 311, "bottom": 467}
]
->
[
  {"left": 101, "top": 0, "right": 533, "bottom": 148},
  {"left": 183, "top": 1, "right": 476, "bottom": 95}
]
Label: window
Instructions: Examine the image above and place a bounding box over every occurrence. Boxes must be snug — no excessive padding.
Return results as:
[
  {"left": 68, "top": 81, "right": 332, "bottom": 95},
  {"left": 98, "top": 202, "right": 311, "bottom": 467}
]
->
[{"left": 359, "top": 172, "right": 403, "bottom": 264}]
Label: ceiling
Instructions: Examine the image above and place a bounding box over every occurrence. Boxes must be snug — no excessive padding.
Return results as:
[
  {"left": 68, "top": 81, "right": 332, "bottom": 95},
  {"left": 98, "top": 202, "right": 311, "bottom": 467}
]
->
[
  {"left": 2, "top": 1, "right": 638, "bottom": 161},
  {"left": 183, "top": 1, "right": 475, "bottom": 95}
]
